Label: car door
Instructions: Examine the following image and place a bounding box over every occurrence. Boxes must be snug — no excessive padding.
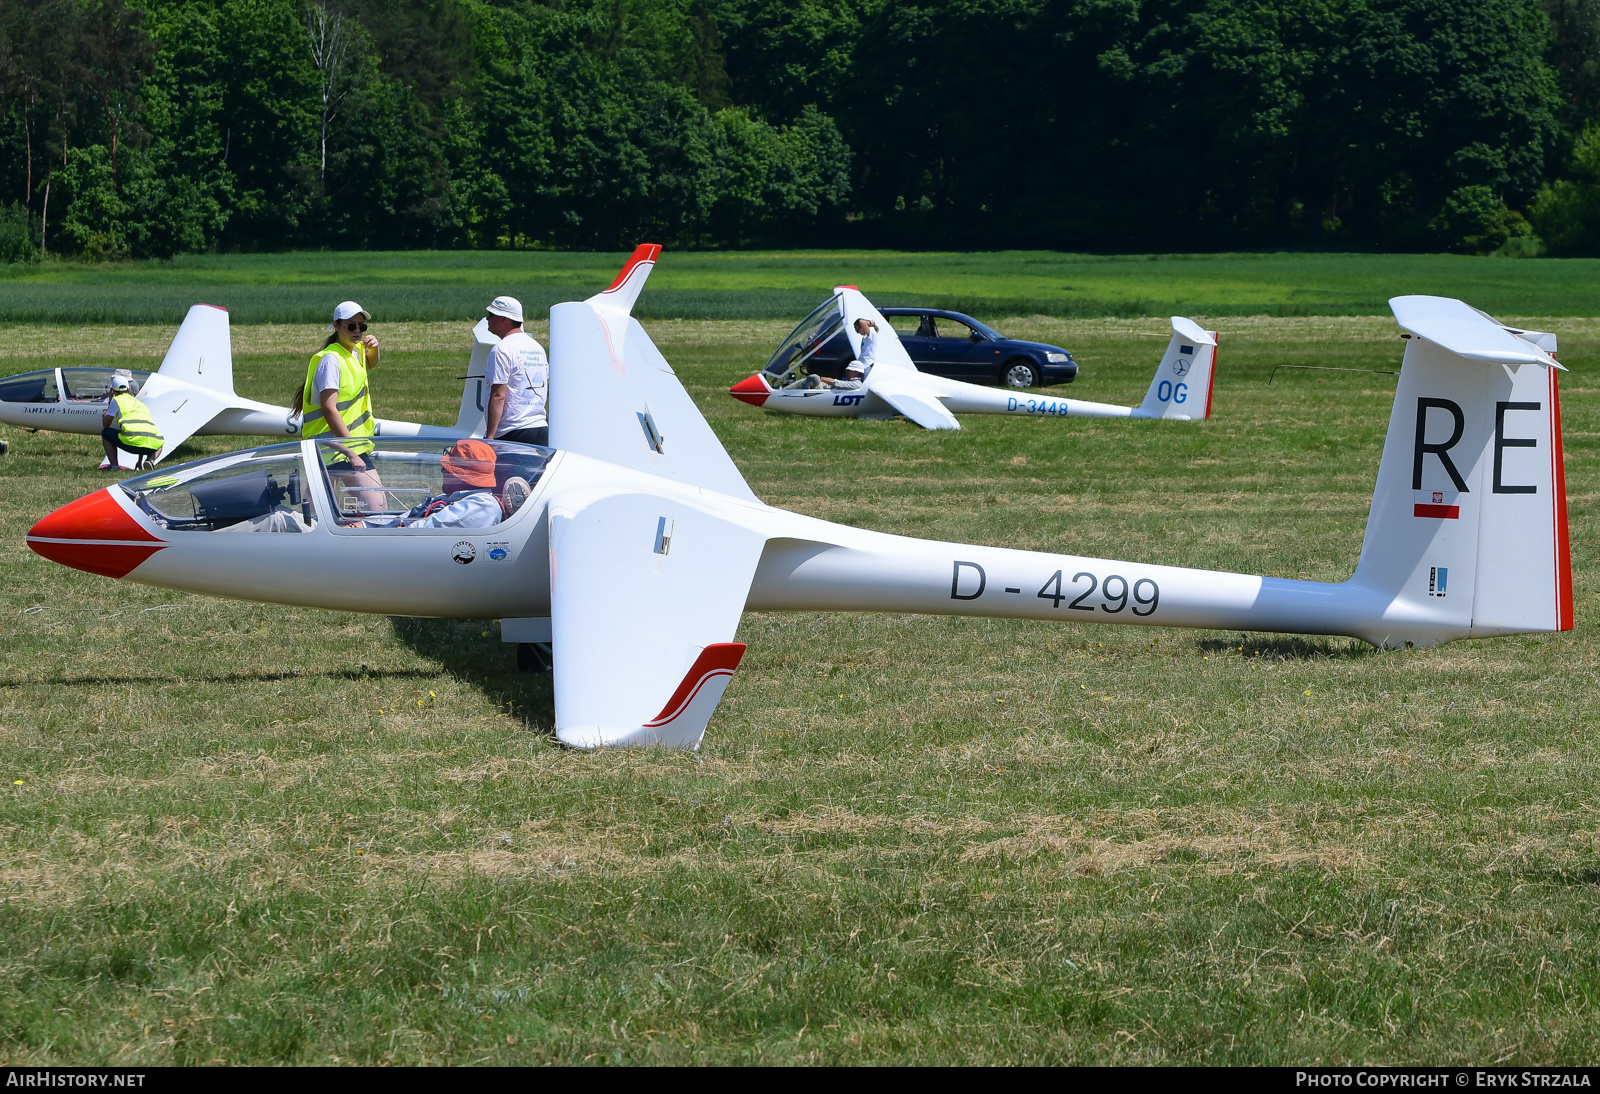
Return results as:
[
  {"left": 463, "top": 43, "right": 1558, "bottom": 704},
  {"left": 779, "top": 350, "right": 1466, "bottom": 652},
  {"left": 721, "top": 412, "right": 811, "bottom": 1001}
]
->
[
  {"left": 928, "top": 316, "right": 990, "bottom": 380},
  {"left": 887, "top": 312, "right": 940, "bottom": 375}
]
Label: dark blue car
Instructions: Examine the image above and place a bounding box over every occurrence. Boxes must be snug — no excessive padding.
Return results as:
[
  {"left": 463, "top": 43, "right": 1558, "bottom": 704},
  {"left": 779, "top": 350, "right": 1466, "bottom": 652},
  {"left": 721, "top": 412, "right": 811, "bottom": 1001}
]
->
[{"left": 799, "top": 307, "right": 1077, "bottom": 389}]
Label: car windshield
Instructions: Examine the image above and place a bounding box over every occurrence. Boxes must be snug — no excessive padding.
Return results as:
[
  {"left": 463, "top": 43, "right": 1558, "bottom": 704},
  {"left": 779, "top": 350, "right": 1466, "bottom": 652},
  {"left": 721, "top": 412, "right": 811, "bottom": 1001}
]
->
[
  {"left": 317, "top": 438, "right": 552, "bottom": 531},
  {"left": 119, "top": 442, "right": 319, "bottom": 532},
  {"left": 763, "top": 296, "right": 845, "bottom": 384}
]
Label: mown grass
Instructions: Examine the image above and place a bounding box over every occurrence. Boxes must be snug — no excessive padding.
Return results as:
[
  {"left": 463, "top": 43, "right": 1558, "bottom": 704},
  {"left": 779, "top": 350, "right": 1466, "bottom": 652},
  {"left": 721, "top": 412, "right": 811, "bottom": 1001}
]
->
[
  {"left": 7, "top": 250, "right": 1600, "bottom": 323},
  {"left": 0, "top": 312, "right": 1598, "bottom": 1063}
]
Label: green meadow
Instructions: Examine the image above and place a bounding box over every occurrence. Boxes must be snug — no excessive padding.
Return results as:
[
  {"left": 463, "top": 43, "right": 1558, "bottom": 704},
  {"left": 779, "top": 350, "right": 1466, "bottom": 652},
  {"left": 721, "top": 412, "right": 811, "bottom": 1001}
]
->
[
  {"left": 7, "top": 250, "right": 1600, "bottom": 324},
  {"left": 0, "top": 281, "right": 1598, "bottom": 1061}
]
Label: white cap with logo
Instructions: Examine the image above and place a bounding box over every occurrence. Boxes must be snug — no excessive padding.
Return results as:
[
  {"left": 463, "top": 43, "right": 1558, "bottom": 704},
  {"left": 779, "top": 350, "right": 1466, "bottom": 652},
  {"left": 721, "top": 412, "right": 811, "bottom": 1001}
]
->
[
  {"left": 326, "top": 300, "right": 369, "bottom": 331},
  {"left": 109, "top": 374, "right": 132, "bottom": 392},
  {"left": 486, "top": 296, "right": 524, "bottom": 323}
]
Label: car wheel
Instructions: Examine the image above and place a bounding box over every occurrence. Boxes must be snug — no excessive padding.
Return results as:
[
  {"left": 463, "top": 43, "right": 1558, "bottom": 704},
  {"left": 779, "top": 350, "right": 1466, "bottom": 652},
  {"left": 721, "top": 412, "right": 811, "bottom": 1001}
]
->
[{"left": 1002, "top": 360, "right": 1040, "bottom": 389}]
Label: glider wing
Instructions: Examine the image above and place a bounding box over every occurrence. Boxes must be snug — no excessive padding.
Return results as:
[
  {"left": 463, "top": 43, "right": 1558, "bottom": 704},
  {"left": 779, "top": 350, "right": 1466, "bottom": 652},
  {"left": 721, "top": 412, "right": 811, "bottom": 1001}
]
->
[
  {"left": 130, "top": 373, "right": 232, "bottom": 465},
  {"left": 548, "top": 245, "right": 759, "bottom": 502},
  {"left": 865, "top": 370, "right": 962, "bottom": 430},
  {"left": 549, "top": 486, "right": 767, "bottom": 748}
]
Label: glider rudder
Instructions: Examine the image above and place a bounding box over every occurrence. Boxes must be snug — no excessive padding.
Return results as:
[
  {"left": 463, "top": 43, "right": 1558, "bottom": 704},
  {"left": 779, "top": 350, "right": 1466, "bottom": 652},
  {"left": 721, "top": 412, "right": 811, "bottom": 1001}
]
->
[
  {"left": 1137, "top": 317, "right": 1217, "bottom": 420},
  {"left": 1350, "top": 296, "right": 1571, "bottom": 639}
]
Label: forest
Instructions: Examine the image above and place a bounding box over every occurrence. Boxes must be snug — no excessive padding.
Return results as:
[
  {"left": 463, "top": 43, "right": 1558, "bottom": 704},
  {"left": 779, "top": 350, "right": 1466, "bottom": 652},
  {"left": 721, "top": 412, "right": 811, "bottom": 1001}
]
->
[{"left": 4, "top": 0, "right": 1600, "bottom": 259}]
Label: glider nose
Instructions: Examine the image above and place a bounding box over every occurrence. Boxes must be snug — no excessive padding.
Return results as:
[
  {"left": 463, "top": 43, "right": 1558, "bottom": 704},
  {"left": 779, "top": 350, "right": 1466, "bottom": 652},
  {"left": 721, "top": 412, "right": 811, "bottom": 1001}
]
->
[
  {"left": 27, "top": 488, "right": 166, "bottom": 578},
  {"left": 729, "top": 374, "right": 771, "bottom": 406}
]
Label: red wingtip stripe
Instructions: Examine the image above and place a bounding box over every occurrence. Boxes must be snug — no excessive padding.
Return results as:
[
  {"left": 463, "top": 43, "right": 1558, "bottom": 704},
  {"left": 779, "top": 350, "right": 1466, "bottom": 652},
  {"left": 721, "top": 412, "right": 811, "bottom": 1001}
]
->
[
  {"left": 603, "top": 244, "right": 663, "bottom": 294},
  {"left": 1203, "top": 333, "right": 1219, "bottom": 419},
  {"left": 197, "top": 303, "right": 228, "bottom": 312},
  {"left": 643, "top": 643, "right": 746, "bottom": 727},
  {"left": 1551, "top": 369, "right": 1574, "bottom": 631}
]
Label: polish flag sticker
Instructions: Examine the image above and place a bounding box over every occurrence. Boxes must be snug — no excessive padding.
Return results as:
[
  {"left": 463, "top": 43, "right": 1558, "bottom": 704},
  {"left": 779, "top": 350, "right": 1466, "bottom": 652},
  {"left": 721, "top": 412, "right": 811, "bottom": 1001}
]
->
[{"left": 1414, "top": 490, "right": 1460, "bottom": 519}]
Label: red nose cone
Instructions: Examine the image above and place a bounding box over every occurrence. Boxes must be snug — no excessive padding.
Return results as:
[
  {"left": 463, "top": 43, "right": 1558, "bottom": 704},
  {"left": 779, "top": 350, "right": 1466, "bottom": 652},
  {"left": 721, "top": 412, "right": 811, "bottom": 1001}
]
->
[
  {"left": 729, "top": 374, "right": 771, "bottom": 406},
  {"left": 27, "top": 488, "right": 166, "bottom": 578}
]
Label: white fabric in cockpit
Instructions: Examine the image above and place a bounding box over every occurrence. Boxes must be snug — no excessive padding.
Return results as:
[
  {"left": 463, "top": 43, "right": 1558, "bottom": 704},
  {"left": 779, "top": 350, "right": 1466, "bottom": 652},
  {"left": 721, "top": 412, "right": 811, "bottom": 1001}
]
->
[{"left": 363, "top": 489, "right": 502, "bottom": 529}]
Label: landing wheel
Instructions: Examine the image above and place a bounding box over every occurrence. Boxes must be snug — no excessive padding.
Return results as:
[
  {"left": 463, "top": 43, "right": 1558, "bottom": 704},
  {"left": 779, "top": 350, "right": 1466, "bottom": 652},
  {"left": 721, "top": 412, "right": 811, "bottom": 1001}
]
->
[
  {"left": 1002, "top": 361, "right": 1041, "bottom": 389},
  {"left": 517, "top": 642, "right": 553, "bottom": 673}
]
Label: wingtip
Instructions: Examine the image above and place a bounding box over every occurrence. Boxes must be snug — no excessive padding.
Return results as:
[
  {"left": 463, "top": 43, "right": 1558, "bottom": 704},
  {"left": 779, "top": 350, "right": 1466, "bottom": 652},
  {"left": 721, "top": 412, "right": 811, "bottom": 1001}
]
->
[{"left": 602, "top": 244, "right": 663, "bottom": 295}]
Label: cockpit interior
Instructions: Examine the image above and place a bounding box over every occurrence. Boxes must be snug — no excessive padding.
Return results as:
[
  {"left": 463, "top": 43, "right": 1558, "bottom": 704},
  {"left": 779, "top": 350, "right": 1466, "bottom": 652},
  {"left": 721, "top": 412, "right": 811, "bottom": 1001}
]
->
[
  {"left": 762, "top": 297, "right": 846, "bottom": 387},
  {"left": 0, "top": 367, "right": 154, "bottom": 403},
  {"left": 119, "top": 439, "right": 553, "bottom": 534}
]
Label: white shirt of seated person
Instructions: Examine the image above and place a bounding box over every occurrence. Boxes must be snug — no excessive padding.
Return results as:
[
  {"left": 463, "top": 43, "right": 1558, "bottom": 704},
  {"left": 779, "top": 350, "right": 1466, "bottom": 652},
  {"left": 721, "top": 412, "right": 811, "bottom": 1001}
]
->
[{"left": 360, "top": 488, "right": 503, "bottom": 529}]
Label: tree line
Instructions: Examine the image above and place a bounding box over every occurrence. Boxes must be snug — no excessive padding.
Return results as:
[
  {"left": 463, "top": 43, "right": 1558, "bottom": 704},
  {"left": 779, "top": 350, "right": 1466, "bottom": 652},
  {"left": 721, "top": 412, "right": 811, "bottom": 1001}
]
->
[{"left": 4, "top": 0, "right": 1600, "bottom": 260}]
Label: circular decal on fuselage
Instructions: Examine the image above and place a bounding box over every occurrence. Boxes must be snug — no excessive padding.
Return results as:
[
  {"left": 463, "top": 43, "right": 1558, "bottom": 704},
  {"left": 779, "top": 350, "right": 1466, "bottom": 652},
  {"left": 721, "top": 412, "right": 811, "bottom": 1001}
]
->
[
  {"left": 452, "top": 541, "right": 477, "bottom": 565},
  {"left": 1171, "top": 357, "right": 1191, "bottom": 377}
]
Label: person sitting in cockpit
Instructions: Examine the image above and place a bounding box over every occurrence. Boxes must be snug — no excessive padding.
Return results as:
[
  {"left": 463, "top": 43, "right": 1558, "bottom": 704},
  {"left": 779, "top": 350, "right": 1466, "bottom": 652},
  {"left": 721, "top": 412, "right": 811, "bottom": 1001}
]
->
[{"left": 351, "top": 439, "right": 508, "bottom": 529}]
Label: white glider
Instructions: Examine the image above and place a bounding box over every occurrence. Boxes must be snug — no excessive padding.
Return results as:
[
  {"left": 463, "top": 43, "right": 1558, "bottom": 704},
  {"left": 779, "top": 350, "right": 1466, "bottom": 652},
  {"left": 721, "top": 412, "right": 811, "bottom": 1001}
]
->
[
  {"left": 729, "top": 287, "right": 1216, "bottom": 428},
  {"left": 28, "top": 250, "right": 1571, "bottom": 752},
  {"left": 0, "top": 304, "right": 497, "bottom": 466}
]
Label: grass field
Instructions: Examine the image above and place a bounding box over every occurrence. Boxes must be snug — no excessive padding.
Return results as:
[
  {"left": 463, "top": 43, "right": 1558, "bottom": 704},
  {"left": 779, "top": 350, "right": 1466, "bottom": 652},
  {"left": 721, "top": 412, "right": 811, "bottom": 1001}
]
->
[
  {"left": 8, "top": 249, "right": 1600, "bottom": 324},
  {"left": 1, "top": 305, "right": 1599, "bottom": 1064}
]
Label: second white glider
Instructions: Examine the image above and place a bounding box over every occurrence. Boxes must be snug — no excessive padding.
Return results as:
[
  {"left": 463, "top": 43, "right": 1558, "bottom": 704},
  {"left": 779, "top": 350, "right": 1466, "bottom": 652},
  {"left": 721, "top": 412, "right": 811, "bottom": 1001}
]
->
[{"left": 730, "top": 287, "right": 1216, "bottom": 429}]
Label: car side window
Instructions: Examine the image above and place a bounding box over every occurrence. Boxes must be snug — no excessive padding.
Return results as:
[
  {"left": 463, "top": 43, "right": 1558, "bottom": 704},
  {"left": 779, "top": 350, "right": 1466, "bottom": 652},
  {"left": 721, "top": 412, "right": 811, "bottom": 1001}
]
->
[
  {"left": 935, "top": 318, "right": 978, "bottom": 340},
  {"left": 887, "top": 314, "right": 922, "bottom": 338}
]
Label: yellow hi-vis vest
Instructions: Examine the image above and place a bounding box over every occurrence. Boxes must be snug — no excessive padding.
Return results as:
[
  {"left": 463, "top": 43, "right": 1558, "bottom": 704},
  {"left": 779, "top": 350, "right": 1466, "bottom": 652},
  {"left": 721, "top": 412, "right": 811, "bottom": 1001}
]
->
[
  {"left": 111, "top": 392, "right": 163, "bottom": 451},
  {"left": 302, "top": 342, "right": 375, "bottom": 455}
]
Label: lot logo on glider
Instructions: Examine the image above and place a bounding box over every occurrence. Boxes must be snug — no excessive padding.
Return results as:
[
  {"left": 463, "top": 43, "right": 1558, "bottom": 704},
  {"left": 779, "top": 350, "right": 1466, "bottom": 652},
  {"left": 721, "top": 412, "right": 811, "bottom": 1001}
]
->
[{"left": 452, "top": 541, "right": 477, "bottom": 565}]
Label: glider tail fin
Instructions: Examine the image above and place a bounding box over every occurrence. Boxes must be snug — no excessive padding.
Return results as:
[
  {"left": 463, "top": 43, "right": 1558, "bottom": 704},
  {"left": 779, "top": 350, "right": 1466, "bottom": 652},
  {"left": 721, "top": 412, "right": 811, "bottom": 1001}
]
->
[
  {"left": 155, "top": 304, "right": 235, "bottom": 396},
  {"left": 451, "top": 318, "right": 497, "bottom": 437},
  {"left": 1350, "top": 296, "right": 1571, "bottom": 641},
  {"left": 1136, "top": 317, "right": 1217, "bottom": 419}
]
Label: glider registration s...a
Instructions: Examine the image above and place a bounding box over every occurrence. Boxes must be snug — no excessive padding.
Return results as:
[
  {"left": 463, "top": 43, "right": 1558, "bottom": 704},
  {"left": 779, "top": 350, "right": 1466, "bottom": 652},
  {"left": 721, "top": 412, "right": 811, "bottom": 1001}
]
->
[
  {"left": 729, "top": 286, "right": 1216, "bottom": 429},
  {"left": 27, "top": 248, "right": 1572, "bottom": 750},
  {"left": 0, "top": 304, "right": 504, "bottom": 466}
]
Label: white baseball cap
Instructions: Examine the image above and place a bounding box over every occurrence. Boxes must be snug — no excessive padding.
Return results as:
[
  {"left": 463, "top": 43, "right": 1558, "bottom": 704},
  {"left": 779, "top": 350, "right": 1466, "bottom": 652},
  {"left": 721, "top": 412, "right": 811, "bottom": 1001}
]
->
[
  {"left": 844, "top": 361, "right": 865, "bottom": 374},
  {"left": 327, "top": 300, "right": 370, "bottom": 330},
  {"left": 486, "top": 296, "right": 524, "bottom": 323},
  {"left": 109, "top": 374, "right": 132, "bottom": 392}
]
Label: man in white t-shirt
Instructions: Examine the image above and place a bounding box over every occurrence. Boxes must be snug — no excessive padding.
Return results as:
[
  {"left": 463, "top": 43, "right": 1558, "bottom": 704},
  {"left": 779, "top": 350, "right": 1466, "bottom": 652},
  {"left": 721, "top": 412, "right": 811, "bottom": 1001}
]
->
[
  {"left": 482, "top": 295, "right": 550, "bottom": 447},
  {"left": 821, "top": 317, "right": 879, "bottom": 389}
]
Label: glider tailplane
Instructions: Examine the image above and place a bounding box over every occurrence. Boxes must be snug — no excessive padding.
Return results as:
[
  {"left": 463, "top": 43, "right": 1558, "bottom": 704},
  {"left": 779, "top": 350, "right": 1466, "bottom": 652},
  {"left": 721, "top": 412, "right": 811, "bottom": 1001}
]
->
[
  {"left": 1352, "top": 297, "right": 1571, "bottom": 640},
  {"left": 1136, "top": 317, "right": 1217, "bottom": 420},
  {"left": 451, "top": 318, "right": 496, "bottom": 437},
  {"left": 156, "top": 304, "right": 235, "bottom": 395},
  {"left": 549, "top": 488, "right": 767, "bottom": 749}
]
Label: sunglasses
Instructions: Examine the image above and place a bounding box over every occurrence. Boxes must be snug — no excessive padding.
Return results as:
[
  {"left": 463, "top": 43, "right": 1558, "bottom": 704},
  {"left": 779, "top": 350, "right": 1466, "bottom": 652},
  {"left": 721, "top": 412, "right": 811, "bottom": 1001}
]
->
[{"left": 342, "top": 322, "right": 368, "bottom": 333}]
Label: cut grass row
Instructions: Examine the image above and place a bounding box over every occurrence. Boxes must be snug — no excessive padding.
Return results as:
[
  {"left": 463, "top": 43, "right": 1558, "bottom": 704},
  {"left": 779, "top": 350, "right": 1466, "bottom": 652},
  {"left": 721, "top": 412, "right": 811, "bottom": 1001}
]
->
[
  {"left": 0, "top": 316, "right": 1596, "bottom": 1062},
  {"left": 6, "top": 250, "right": 1600, "bottom": 323}
]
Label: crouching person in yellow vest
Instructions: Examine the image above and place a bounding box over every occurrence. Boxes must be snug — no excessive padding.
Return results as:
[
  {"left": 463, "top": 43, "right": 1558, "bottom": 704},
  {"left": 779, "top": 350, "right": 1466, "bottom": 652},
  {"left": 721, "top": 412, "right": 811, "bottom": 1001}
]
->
[
  {"left": 295, "top": 300, "right": 384, "bottom": 517},
  {"left": 101, "top": 374, "right": 163, "bottom": 471}
]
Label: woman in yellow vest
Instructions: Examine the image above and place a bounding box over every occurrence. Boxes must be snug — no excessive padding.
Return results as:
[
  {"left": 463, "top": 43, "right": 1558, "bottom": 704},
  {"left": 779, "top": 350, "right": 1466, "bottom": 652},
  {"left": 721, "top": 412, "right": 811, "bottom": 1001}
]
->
[
  {"left": 100, "top": 374, "right": 163, "bottom": 471},
  {"left": 294, "top": 300, "right": 384, "bottom": 514}
]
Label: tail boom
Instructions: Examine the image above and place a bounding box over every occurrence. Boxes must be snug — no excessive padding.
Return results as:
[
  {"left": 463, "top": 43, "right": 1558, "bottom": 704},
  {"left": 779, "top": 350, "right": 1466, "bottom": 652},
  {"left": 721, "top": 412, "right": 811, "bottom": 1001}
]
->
[{"left": 746, "top": 535, "right": 1470, "bottom": 648}]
